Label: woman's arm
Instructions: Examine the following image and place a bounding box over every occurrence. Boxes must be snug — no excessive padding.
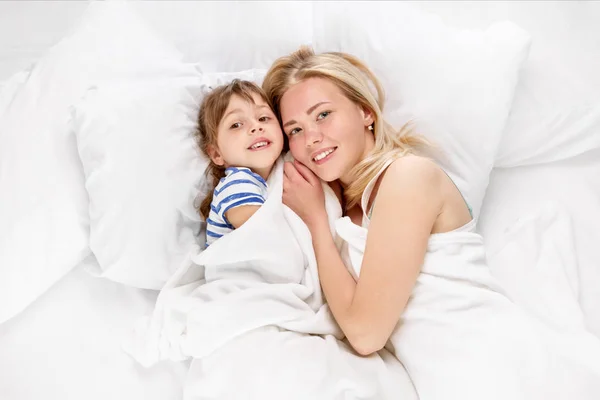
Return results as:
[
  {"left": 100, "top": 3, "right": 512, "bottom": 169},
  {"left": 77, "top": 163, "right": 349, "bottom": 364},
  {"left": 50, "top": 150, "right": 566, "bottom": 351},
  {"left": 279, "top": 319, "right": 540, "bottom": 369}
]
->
[{"left": 284, "top": 157, "right": 442, "bottom": 355}]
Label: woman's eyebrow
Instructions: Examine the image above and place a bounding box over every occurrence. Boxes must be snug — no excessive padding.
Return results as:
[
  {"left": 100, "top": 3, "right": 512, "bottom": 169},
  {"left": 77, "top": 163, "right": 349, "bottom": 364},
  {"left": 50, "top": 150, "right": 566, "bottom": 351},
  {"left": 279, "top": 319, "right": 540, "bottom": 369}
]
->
[
  {"left": 283, "top": 119, "right": 297, "bottom": 128},
  {"left": 307, "top": 101, "right": 330, "bottom": 115},
  {"left": 283, "top": 101, "right": 331, "bottom": 128}
]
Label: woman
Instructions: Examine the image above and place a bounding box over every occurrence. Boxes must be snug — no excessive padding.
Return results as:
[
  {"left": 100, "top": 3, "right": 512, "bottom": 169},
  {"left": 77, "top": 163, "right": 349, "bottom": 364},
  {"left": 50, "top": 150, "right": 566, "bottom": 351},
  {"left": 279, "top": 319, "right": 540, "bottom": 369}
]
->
[{"left": 262, "top": 46, "right": 600, "bottom": 400}]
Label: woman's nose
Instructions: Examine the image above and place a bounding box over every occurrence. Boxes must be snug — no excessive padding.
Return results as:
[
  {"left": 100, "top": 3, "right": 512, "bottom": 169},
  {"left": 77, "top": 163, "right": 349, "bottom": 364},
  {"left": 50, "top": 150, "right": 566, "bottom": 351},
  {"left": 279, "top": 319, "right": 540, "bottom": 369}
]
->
[{"left": 305, "top": 129, "right": 323, "bottom": 147}]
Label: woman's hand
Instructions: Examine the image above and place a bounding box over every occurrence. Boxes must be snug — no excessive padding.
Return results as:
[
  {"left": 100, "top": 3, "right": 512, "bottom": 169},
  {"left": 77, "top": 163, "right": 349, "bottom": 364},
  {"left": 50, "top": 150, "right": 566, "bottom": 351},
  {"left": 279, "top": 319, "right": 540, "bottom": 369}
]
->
[{"left": 283, "top": 160, "right": 327, "bottom": 230}]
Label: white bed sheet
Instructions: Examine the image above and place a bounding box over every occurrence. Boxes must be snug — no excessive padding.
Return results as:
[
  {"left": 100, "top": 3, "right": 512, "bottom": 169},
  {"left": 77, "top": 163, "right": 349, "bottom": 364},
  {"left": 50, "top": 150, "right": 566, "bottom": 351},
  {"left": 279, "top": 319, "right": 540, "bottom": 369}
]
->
[
  {"left": 479, "top": 149, "right": 600, "bottom": 337},
  {"left": 1, "top": 159, "right": 597, "bottom": 400},
  {"left": 0, "top": 257, "right": 188, "bottom": 400}
]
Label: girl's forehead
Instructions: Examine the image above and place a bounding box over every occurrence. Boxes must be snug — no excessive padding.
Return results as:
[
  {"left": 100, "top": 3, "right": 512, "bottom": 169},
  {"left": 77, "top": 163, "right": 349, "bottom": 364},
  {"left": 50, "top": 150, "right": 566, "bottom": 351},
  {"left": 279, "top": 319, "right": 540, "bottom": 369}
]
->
[{"left": 226, "top": 93, "right": 270, "bottom": 112}]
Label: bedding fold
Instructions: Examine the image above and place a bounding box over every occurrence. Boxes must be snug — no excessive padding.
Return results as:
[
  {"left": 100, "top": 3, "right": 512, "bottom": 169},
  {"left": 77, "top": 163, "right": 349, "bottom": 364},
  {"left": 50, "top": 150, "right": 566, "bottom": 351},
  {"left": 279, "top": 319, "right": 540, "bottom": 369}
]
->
[{"left": 123, "top": 156, "right": 417, "bottom": 399}]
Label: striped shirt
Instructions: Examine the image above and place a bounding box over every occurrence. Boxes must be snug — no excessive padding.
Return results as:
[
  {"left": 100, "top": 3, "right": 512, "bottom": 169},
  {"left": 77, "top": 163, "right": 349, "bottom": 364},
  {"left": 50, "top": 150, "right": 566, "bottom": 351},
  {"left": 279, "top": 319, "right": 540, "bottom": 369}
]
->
[{"left": 206, "top": 167, "right": 268, "bottom": 246}]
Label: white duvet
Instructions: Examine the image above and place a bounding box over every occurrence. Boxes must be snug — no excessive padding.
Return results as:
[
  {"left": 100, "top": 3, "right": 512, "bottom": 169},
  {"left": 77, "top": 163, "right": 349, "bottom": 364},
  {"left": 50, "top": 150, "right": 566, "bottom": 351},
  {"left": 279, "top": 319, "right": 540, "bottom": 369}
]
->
[
  {"left": 337, "top": 208, "right": 600, "bottom": 400},
  {"left": 124, "top": 156, "right": 417, "bottom": 399},
  {"left": 125, "top": 156, "right": 600, "bottom": 399}
]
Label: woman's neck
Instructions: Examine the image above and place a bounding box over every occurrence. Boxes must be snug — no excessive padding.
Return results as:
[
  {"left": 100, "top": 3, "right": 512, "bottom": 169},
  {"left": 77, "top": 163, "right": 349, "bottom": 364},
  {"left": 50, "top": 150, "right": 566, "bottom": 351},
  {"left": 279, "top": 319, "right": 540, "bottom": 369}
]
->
[
  {"left": 339, "top": 129, "right": 376, "bottom": 188},
  {"left": 328, "top": 180, "right": 344, "bottom": 207}
]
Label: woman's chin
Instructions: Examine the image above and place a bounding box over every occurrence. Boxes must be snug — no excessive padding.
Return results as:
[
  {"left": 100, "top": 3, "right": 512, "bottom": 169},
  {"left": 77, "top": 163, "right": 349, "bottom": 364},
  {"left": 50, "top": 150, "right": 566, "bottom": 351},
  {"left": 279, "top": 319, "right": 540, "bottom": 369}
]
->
[{"left": 313, "top": 168, "right": 341, "bottom": 183}]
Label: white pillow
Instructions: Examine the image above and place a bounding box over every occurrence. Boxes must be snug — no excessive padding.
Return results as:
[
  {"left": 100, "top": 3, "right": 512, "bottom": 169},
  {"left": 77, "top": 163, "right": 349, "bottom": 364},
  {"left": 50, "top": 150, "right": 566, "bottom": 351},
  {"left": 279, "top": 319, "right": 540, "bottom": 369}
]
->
[
  {"left": 490, "top": 2, "right": 600, "bottom": 167},
  {"left": 73, "top": 78, "right": 207, "bottom": 288},
  {"left": 313, "top": 2, "right": 531, "bottom": 218},
  {"left": 0, "top": 2, "right": 187, "bottom": 323},
  {"left": 131, "top": 1, "right": 313, "bottom": 73},
  {"left": 201, "top": 69, "right": 267, "bottom": 92},
  {"left": 497, "top": 105, "right": 600, "bottom": 167},
  {"left": 63, "top": 65, "right": 274, "bottom": 291},
  {"left": 71, "top": 69, "right": 268, "bottom": 289}
]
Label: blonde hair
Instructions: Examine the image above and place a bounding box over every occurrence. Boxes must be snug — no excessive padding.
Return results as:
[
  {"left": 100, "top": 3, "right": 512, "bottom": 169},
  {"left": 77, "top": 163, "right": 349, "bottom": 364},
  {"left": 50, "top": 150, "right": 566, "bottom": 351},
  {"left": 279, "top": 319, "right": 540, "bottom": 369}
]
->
[
  {"left": 263, "top": 46, "right": 431, "bottom": 210},
  {"left": 195, "top": 79, "right": 271, "bottom": 220}
]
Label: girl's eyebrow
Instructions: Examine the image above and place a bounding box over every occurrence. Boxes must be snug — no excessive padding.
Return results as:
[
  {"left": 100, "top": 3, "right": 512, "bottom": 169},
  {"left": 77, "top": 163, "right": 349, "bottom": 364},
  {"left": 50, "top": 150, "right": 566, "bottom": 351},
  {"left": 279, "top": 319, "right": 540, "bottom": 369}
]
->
[
  {"left": 283, "top": 101, "right": 331, "bottom": 128},
  {"left": 224, "top": 104, "right": 269, "bottom": 120},
  {"left": 223, "top": 108, "right": 242, "bottom": 120}
]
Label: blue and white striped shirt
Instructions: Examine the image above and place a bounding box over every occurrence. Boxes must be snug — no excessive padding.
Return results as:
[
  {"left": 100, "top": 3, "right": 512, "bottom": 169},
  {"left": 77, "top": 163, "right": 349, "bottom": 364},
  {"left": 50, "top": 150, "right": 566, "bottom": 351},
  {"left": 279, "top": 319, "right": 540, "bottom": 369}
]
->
[{"left": 206, "top": 167, "right": 268, "bottom": 246}]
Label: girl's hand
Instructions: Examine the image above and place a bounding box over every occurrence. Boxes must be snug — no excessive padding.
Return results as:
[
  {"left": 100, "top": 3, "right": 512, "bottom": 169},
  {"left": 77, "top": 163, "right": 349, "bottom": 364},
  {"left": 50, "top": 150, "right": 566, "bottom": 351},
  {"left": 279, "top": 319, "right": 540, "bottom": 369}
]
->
[{"left": 283, "top": 160, "right": 327, "bottom": 229}]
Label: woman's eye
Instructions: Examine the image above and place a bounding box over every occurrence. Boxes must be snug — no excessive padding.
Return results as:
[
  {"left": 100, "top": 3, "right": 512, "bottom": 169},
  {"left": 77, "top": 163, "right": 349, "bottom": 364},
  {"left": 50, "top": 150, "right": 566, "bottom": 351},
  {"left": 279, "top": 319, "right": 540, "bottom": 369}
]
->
[
  {"left": 288, "top": 127, "right": 301, "bottom": 136},
  {"left": 317, "top": 111, "right": 331, "bottom": 120},
  {"left": 230, "top": 122, "right": 241, "bottom": 129}
]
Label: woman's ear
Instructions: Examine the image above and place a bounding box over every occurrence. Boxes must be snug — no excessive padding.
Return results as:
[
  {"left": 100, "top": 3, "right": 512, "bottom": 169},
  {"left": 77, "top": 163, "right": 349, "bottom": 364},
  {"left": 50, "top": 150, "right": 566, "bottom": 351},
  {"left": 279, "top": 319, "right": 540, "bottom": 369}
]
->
[
  {"left": 207, "top": 144, "right": 225, "bottom": 166},
  {"left": 360, "top": 106, "right": 375, "bottom": 128}
]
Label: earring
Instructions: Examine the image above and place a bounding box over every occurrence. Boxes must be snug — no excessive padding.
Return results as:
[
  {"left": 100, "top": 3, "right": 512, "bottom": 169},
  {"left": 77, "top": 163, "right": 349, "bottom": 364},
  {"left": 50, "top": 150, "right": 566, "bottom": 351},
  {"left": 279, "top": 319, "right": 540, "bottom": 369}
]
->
[{"left": 368, "top": 124, "right": 374, "bottom": 131}]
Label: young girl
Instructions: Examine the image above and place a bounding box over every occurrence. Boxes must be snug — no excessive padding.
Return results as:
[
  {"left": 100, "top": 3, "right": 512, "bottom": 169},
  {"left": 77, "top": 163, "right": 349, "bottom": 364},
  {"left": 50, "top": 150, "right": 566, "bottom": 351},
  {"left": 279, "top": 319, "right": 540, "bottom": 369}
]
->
[{"left": 195, "top": 80, "right": 284, "bottom": 246}]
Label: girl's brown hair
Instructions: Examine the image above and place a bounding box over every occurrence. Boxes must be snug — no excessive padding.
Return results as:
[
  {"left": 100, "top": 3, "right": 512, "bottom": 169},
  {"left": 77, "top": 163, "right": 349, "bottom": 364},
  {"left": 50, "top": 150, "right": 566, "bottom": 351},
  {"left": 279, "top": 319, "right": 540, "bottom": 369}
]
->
[{"left": 195, "top": 79, "right": 271, "bottom": 220}]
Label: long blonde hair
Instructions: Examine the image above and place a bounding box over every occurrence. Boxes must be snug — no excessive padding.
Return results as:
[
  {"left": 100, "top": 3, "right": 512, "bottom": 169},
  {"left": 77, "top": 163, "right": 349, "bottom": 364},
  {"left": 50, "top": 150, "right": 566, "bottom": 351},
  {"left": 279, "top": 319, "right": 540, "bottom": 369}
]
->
[
  {"left": 195, "top": 79, "right": 271, "bottom": 220},
  {"left": 263, "top": 46, "right": 431, "bottom": 210}
]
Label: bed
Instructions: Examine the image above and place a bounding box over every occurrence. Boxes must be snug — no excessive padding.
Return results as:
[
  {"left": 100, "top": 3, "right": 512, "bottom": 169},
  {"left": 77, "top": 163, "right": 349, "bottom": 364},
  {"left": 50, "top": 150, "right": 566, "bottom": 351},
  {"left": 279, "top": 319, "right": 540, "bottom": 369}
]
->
[{"left": 1, "top": 1, "right": 599, "bottom": 399}]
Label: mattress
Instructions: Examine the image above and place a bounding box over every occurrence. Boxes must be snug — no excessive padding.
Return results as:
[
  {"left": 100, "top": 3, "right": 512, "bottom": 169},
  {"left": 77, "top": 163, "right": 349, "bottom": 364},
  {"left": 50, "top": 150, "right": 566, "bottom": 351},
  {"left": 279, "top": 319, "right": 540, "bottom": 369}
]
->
[
  {"left": 479, "top": 149, "right": 600, "bottom": 337},
  {"left": 0, "top": 256, "right": 189, "bottom": 400}
]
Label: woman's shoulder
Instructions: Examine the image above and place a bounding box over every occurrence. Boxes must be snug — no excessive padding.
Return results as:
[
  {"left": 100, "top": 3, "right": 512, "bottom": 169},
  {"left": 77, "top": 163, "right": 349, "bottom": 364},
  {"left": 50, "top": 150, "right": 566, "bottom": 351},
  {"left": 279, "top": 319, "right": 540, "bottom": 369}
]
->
[
  {"left": 367, "top": 154, "right": 444, "bottom": 231},
  {"left": 371, "top": 154, "right": 444, "bottom": 211},
  {"left": 384, "top": 154, "right": 443, "bottom": 188}
]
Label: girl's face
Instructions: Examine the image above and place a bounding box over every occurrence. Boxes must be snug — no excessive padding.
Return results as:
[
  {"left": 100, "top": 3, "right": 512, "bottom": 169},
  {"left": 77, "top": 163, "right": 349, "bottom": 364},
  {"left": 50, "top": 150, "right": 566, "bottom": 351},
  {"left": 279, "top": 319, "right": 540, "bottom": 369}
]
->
[
  {"left": 209, "top": 93, "right": 284, "bottom": 179},
  {"left": 279, "top": 77, "right": 374, "bottom": 184}
]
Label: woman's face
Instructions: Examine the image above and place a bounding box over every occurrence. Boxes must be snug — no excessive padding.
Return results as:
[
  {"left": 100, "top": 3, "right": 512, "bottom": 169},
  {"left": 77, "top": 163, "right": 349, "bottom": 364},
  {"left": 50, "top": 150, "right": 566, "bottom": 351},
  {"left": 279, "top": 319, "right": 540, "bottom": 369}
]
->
[{"left": 279, "top": 77, "right": 374, "bottom": 184}]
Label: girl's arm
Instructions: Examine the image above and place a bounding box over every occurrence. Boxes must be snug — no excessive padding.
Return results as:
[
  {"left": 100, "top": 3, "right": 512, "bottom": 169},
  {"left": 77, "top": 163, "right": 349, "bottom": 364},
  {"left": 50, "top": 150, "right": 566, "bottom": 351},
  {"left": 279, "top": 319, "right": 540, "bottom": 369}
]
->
[
  {"left": 284, "top": 157, "right": 442, "bottom": 356},
  {"left": 225, "top": 205, "right": 262, "bottom": 228}
]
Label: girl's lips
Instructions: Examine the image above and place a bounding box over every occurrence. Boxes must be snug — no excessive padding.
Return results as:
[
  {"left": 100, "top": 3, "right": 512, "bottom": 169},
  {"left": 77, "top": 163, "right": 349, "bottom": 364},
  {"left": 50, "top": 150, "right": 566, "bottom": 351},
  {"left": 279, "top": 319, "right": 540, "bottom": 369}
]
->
[{"left": 247, "top": 138, "right": 272, "bottom": 151}]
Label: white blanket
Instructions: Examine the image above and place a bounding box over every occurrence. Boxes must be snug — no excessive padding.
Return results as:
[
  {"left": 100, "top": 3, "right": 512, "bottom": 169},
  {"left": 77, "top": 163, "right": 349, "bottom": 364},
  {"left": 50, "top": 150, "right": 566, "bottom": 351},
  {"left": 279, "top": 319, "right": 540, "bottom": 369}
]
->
[{"left": 124, "top": 157, "right": 417, "bottom": 399}]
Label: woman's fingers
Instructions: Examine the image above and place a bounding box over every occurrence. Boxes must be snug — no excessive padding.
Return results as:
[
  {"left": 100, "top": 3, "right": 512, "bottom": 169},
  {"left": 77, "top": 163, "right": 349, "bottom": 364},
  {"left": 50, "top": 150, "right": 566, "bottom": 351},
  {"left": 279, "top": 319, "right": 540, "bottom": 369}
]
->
[
  {"left": 293, "top": 160, "right": 319, "bottom": 186},
  {"left": 283, "top": 161, "right": 293, "bottom": 179},
  {"left": 283, "top": 175, "right": 290, "bottom": 190},
  {"left": 284, "top": 161, "right": 306, "bottom": 183}
]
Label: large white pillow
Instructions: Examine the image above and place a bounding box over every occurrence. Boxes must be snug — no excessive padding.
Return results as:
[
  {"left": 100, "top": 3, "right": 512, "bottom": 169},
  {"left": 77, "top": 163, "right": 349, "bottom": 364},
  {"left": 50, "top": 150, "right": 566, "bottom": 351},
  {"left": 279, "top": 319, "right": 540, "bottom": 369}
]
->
[
  {"left": 131, "top": 1, "right": 313, "bottom": 73},
  {"left": 313, "top": 2, "right": 531, "bottom": 218},
  {"left": 71, "top": 68, "right": 273, "bottom": 289},
  {"left": 0, "top": 2, "right": 187, "bottom": 323},
  {"left": 492, "top": 3, "right": 600, "bottom": 167},
  {"left": 73, "top": 78, "right": 207, "bottom": 288}
]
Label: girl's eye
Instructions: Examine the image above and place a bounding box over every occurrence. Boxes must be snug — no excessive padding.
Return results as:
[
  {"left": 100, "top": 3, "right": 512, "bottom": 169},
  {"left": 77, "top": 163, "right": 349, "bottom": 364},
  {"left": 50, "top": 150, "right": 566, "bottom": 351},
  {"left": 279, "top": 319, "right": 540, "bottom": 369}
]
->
[
  {"left": 259, "top": 116, "right": 270, "bottom": 122},
  {"left": 317, "top": 111, "right": 331, "bottom": 120},
  {"left": 230, "top": 122, "right": 241, "bottom": 129},
  {"left": 288, "top": 127, "right": 301, "bottom": 136}
]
